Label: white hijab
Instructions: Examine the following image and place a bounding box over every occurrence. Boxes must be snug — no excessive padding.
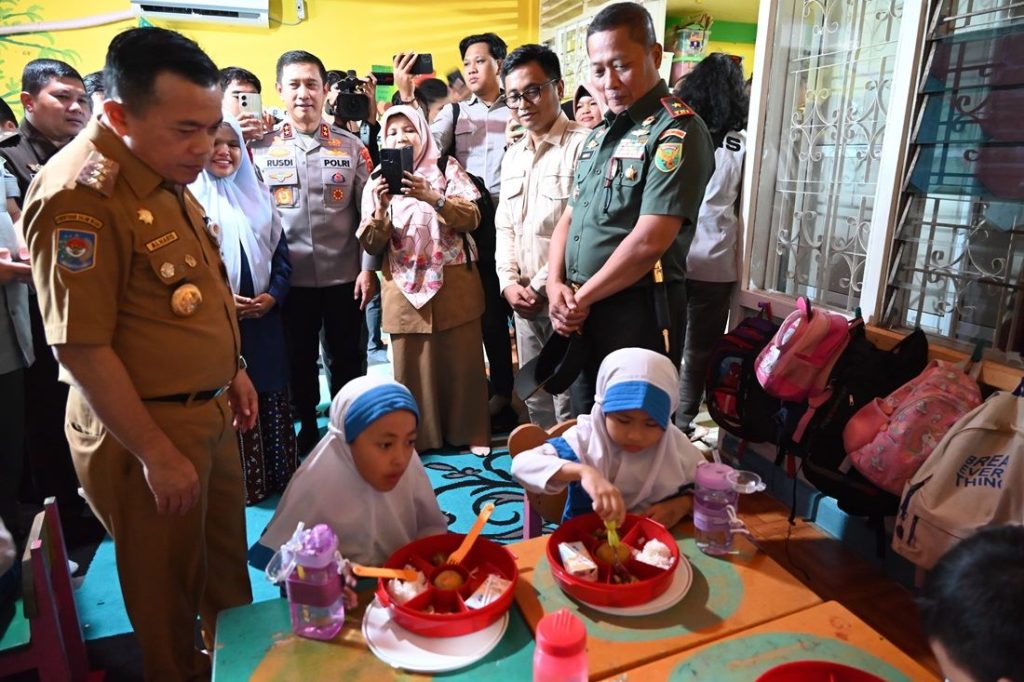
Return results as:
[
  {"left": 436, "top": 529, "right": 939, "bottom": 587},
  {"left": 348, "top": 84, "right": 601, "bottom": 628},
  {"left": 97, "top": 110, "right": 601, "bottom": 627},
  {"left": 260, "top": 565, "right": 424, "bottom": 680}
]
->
[
  {"left": 564, "top": 348, "right": 705, "bottom": 510},
  {"left": 258, "top": 375, "right": 449, "bottom": 566},
  {"left": 189, "top": 113, "right": 280, "bottom": 295}
]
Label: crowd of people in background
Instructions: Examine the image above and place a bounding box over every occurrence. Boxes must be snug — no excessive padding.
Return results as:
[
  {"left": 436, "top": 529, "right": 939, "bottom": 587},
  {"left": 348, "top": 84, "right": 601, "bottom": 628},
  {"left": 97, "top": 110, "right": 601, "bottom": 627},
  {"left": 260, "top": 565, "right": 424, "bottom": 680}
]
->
[{"left": 0, "top": 2, "right": 755, "bottom": 677}]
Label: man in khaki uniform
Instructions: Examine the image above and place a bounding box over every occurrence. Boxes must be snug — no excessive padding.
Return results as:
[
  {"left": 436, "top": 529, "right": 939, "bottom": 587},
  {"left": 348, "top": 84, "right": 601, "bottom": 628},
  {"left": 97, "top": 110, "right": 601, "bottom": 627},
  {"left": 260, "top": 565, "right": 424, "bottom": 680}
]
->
[
  {"left": 496, "top": 44, "right": 587, "bottom": 427},
  {"left": 21, "top": 28, "right": 255, "bottom": 680}
]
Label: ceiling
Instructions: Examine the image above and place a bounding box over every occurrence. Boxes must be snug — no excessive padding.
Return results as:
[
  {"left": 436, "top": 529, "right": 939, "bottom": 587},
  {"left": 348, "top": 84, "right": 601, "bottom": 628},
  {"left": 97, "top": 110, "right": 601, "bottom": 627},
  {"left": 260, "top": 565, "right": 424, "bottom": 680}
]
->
[{"left": 666, "top": 0, "right": 761, "bottom": 24}]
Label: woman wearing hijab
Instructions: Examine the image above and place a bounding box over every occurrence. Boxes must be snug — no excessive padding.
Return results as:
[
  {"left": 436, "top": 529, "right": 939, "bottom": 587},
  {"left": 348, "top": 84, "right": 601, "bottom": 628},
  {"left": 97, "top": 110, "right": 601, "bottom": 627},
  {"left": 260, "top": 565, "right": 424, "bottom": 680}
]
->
[
  {"left": 190, "top": 113, "right": 297, "bottom": 505},
  {"left": 512, "top": 348, "right": 705, "bottom": 528},
  {"left": 357, "top": 105, "right": 491, "bottom": 455},
  {"left": 572, "top": 84, "right": 603, "bottom": 129},
  {"left": 252, "top": 375, "right": 448, "bottom": 567}
]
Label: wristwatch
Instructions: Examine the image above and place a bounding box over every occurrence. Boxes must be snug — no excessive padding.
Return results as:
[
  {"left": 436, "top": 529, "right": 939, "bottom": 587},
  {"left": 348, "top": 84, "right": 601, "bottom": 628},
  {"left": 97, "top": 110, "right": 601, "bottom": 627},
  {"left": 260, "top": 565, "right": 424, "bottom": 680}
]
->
[{"left": 434, "top": 195, "right": 446, "bottom": 212}]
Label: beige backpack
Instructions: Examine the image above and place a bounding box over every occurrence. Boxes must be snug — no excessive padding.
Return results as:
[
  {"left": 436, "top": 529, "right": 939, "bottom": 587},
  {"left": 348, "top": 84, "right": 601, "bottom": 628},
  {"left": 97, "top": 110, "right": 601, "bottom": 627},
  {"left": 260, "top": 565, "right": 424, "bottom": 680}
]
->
[{"left": 892, "top": 390, "right": 1024, "bottom": 569}]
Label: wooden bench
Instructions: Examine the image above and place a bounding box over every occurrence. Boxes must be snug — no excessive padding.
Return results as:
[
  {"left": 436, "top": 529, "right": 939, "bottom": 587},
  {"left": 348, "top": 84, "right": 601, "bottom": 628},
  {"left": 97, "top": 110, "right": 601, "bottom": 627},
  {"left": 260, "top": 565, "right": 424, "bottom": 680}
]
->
[{"left": 0, "top": 497, "right": 91, "bottom": 681}]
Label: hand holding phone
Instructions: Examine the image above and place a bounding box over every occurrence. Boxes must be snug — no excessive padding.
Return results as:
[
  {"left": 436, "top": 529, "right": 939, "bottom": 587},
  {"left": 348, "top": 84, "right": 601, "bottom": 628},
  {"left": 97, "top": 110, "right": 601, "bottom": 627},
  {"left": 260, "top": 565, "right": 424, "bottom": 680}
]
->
[{"left": 380, "top": 146, "right": 414, "bottom": 195}]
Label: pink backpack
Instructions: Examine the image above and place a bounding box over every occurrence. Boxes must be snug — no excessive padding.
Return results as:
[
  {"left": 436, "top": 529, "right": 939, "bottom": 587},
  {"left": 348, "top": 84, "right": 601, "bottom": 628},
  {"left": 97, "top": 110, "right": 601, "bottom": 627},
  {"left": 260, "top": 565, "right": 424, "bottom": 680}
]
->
[
  {"left": 755, "top": 297, "right": 851, "bottom": 402},
  {"left": 844, "top": 360, "right": 982, "bottom": 495}
]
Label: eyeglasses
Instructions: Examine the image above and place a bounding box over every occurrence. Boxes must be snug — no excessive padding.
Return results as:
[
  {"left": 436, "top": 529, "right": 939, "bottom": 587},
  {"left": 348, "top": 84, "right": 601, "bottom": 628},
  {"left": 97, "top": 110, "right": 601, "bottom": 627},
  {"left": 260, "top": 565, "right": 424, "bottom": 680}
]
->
[{"left": 502, "top": 79, "right": 558, "bottom": 108}]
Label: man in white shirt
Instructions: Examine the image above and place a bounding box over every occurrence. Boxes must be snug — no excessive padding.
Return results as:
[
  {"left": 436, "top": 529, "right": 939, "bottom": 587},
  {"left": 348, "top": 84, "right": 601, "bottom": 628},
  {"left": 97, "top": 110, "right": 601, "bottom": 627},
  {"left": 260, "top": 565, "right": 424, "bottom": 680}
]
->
[{"left": 495, "top": 45, "right": 587, "bottom": 427}]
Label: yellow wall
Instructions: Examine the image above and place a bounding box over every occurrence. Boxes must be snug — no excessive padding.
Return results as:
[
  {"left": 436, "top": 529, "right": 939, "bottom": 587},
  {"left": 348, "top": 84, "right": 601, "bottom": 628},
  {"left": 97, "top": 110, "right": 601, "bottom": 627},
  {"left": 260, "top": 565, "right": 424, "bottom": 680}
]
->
[{"left": 1, "top": 0, "right": 539, "bottom": 113}]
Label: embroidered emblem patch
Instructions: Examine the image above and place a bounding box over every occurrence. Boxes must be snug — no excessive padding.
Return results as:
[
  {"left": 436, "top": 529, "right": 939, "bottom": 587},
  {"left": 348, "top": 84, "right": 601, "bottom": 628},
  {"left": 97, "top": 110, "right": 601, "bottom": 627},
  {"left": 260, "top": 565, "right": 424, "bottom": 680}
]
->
[
  {"left": 56, "top": 229, "right": 96, "bottom": 272},
  {"left": 658, "top": 128, "right": 687, "bottom": 142},
  {"left": 329, "top": 187, "right": 345, "bottom": 203},
  {"left": 55, "top": 213, "right": 103, "bottom": 229},
  {"left": 655, "top": 143, "right": 683, "bottom": 173},
  {"left": 274, "top": 186, "right": 294, "bottom": 206}
]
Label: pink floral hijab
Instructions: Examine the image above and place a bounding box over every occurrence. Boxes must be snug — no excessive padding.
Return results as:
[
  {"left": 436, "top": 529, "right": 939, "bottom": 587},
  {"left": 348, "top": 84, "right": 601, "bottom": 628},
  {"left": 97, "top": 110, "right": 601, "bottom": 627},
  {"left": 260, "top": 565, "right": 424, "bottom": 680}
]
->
[{"left": 361, "top": 105, "right": 481, "bottom": 309}]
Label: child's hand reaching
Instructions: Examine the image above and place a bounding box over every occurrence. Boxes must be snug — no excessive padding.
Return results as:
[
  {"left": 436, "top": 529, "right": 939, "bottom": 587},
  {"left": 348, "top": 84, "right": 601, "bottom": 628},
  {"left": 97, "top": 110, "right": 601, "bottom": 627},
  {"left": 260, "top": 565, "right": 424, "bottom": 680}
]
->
[
  {"left": 579, "top": 467, "right": 626, "bottom": 526},
  {"left": 342, "top": 586, "right": 358, "bottom": 610},
  {"left": 641, "top": 495, "right": 693, "bottom": 530}
]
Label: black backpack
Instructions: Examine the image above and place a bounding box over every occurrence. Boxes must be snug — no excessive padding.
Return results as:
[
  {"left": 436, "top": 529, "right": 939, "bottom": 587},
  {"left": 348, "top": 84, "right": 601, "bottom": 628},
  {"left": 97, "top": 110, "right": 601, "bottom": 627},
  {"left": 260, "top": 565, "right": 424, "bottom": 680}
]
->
[
  {"left": 704, "top": 304, "right": 782, "bottom": 444},
  {"left": 437, "top": 103, "right": 497, "bottom": 267},
  {"left": 785, "top": 322, "right": 929, "bottom": 521}
]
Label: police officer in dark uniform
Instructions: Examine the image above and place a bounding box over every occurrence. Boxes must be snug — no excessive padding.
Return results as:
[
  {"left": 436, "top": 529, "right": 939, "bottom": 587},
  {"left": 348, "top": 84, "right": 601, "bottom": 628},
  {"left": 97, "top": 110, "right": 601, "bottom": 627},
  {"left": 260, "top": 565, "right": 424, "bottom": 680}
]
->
[
  {"left": 0, "top": 58, "right": 97, "bottom": 544},
  {"left": 547, "top": 2, "right": 715, "bottom": 413}
]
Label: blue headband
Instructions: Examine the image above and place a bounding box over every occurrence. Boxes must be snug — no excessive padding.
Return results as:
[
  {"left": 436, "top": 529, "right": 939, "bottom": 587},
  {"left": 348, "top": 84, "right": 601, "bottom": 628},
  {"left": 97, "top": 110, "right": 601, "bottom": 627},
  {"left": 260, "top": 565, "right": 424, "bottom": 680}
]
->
[
  {"left": 602, "top": 380, "right": 671, "bottom": 430},
  {"left": 344, "top": 384, "right": 420, "bottom": 443}
]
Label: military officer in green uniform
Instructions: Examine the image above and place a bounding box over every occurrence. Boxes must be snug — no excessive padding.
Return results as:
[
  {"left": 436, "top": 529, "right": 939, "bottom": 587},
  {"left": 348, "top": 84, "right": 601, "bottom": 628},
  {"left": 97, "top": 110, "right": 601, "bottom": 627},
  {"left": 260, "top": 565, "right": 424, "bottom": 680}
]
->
[
  {"left": 547, "top": 2, "right": 715, "bottom": 413},
  {"left": 22, "top": 28, "right": 255, "bottom": 680}
]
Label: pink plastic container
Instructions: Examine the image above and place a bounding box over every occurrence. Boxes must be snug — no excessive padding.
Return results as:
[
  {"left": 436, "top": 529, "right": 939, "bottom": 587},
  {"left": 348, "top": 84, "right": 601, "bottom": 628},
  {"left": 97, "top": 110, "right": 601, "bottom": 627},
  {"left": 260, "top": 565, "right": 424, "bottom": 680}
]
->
[
  {"left": 756, "top": 661, "right": 886, "bottom": 682},
  {"left": 533, "top": 608, "right": 587, "bottom": 682},
  {"left": 375, "top": 532, "right": 518, "bottom": 638},
  {"left": 546, "top": 513, "right": 679, "bottom": 608}
]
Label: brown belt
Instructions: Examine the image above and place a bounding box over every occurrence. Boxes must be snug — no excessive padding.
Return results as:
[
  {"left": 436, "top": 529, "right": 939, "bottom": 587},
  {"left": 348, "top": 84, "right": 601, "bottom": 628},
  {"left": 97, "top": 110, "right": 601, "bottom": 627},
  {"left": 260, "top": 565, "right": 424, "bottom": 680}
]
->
[{"left": 144, "top": 385, "right": 228, "bottom": 405}]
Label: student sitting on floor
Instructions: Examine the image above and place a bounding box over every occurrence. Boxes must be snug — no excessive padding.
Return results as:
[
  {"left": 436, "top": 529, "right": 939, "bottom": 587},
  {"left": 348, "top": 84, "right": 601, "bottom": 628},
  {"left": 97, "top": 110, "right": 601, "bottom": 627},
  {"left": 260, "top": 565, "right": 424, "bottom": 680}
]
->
[
  {"left": 917, "top": 525, "right": 1024, "bottom": 682},
  {"left": 251, "top": 376, "right": 449, "bottom": 567},
  {"left": 512, "top": 347, "right": 705, "bottom": 528}
]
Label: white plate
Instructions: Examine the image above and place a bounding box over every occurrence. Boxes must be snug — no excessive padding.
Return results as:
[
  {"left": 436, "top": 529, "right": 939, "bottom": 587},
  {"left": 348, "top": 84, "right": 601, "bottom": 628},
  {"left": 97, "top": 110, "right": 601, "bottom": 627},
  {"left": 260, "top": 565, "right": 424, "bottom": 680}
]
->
[
  {"left": 362, "top": 599, "right": 509, "bottom": 672},
  {"left": 575, "top": 554, "right": 693, "bottom": 617}
]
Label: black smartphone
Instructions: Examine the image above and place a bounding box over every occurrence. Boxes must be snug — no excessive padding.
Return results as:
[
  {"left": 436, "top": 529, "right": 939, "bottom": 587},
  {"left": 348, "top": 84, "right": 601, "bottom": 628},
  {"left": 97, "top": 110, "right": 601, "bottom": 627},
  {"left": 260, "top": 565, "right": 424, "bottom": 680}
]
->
[
  {"left": 371, "top": 71, "right": 395, "bottom": 86},
  {"left": 446, "top": 69, "right": 465, "bottom": 88},
  {"left": 394, "top": 53, "right": 434, "bottom": 75},
  {"left": 380, "top": 146, "right": 414, "bottom": 195}
]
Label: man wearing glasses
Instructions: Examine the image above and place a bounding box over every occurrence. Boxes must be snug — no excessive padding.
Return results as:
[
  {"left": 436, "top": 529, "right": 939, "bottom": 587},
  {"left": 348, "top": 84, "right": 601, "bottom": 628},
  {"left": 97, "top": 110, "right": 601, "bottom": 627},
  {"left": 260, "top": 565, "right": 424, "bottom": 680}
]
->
[
  {"left": 495, "top": 44, "right": 587, "bottom": 428},
  {"left": 547, "top": 2, "right": 715, "bottom": 413}
]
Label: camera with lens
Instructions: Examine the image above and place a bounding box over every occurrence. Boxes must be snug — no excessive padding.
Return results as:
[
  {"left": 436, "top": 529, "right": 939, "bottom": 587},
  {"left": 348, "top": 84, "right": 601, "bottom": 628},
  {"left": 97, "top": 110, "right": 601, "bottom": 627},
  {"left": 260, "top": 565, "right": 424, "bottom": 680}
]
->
[{"left": 329, "top": 71, "right": 370, "bottom": 122}]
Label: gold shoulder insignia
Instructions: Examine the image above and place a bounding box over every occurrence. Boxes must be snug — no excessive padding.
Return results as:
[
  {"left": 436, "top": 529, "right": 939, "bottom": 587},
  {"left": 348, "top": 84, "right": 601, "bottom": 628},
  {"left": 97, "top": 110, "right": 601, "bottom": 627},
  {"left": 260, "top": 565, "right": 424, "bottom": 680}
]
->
[
  {"left": 660, "top": 96, "right": 695, "bottom": 119},
  {"left": 75, "top": 151, "right": 119, "bottom": 197},
  {"left": 319, "top": 123, "right": 331, "bottom": 140}
]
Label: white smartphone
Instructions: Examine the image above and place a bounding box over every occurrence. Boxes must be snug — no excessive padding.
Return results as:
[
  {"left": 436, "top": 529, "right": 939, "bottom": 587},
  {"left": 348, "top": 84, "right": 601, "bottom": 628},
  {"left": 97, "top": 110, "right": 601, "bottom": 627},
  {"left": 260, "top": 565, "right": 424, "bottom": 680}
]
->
[{"left": 238, "top": 92, "right": 262, "bottom": 116}]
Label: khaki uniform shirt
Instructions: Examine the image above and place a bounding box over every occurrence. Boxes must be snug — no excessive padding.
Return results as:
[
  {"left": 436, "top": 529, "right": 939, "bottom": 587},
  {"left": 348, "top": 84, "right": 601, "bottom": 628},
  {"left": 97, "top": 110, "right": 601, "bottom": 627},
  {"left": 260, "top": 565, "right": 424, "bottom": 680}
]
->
[
  {"left": 0, "top": 119, "right": 60, "bottom": 207},
  {"left": 565, "top": 81, "right": 715, "bottom": 286},
  {"left": 431, "top": 96, "right": 509, "bottom": 198},
  {"left": 495, "top": 113, "right": 588, "bottom": 296},
  {"left": 250, "top": 120, "right": 373, "bottom": 288},
  {"left": 21, "top": 118, "right": 240, "bottom": 396}
]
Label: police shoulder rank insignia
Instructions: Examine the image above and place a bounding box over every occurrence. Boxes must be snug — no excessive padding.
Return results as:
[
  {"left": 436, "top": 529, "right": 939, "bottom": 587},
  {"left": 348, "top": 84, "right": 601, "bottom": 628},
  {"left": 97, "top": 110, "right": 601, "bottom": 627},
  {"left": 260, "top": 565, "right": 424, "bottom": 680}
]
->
[
  {"left": 319, "top": 123, "right": 331, "bottom": 140},
  {"left": 655, "top": 143, "right": 683, "bottom": 173},
  {"left": 281, "top": 122, "right": 294, "bottom": 140},
  {"left": 660, "top": 96, "right": 695, "bottom": 119},
  {"left": 56, "top": 229, "right": 97, "bottom": 272},
  {"left": 75, "top": 151, "right": 119, "bottom": 197},
  {"left": 359, "top": 147, "right": 373, "bottom": 173}
]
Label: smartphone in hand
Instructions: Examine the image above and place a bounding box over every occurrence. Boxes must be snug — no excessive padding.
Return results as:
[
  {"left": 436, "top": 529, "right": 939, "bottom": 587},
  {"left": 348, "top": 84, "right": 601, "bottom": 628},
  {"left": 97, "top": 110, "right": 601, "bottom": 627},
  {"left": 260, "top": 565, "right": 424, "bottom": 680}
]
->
[
  {"left": 394, "top": 53, "right": 434, "bottom": 75},
  {"left": 380, "top": 146, "right": 414, "bottom": 195},
  {"left": 238, "top": 92, "right": 262, "bottom": 116},
  {"left": 371, "top": 71, "right": 396, "bottom": 86}
]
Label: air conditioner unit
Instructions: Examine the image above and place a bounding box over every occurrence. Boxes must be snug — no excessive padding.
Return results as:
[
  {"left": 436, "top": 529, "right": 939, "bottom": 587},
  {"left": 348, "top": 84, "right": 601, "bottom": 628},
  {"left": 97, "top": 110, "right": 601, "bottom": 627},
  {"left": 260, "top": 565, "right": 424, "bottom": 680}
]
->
[{"left": 130, "top": 0, "right": 269, "bottom": 28}]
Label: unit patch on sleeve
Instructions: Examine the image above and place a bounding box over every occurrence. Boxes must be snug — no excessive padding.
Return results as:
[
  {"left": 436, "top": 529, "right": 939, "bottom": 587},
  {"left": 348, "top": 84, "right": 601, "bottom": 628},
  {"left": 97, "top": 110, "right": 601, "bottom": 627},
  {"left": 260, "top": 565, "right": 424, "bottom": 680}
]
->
[
  {"left": 56, "top": 229, "right": 97, "bottom": 272},
  {"left": 54, "top": 213, "right": 103, "bottom": 230}
]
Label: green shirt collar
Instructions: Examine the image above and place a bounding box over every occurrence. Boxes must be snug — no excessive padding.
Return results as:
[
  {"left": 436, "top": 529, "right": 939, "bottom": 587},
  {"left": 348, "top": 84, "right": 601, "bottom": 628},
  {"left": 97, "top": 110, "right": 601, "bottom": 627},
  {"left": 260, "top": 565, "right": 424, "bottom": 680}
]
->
[{"left": 602, "top": 79, "right": 671, "bottom": 127}]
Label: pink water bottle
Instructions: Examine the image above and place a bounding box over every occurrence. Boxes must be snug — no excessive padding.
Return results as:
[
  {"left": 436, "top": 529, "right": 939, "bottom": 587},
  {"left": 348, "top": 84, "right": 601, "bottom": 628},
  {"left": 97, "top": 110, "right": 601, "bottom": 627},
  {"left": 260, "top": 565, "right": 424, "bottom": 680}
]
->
[
  {"left": 533, "top": 608, "right": 587, "bottom": 682},
  {"left": 284, "top": 524, "right": 346, "bottom": 640}
]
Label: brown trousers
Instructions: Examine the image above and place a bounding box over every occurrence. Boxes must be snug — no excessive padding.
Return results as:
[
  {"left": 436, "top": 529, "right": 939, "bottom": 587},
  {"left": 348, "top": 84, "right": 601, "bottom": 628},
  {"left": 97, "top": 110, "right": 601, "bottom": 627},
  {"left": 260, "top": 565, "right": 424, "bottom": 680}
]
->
[
  {"left": 66, "top": 389, "right": 252, "bottom": 681},
  {"left": 392, "top": 317, "right": 491, "bottom": 452}
]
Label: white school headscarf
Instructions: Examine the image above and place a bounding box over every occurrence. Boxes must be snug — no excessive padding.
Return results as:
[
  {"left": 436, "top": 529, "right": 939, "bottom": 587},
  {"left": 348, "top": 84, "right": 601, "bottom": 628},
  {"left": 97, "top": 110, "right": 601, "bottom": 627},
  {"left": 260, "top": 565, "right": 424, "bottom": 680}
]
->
[
  {"left": 258, "top": 375, "right": 449, "bottom": 566},
  {"left": 189, "top": 113, "right": 281, "bottom": 295},
  {"left": 562, "top": 348, "right": 705, "bottom": 510}
]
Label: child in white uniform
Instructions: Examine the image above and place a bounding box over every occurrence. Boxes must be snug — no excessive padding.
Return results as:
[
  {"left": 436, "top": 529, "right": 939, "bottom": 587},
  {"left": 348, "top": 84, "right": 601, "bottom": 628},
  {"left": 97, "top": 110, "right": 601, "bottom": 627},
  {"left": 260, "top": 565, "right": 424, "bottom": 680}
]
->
[
  {"left": 512, "top": 348, "right": 706, "bottom": 528},
  {"left": 253, "top": 376, "right": 449, "bottom": 567}
]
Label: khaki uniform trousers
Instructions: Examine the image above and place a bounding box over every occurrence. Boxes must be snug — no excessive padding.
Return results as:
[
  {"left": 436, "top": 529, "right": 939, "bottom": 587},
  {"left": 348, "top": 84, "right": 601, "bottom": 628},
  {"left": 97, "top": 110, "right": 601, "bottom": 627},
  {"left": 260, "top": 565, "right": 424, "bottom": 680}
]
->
[{"left": 66, "top": 389, "right": 252, "bottom": 681}]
